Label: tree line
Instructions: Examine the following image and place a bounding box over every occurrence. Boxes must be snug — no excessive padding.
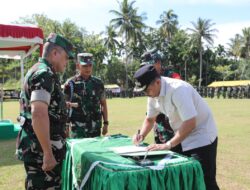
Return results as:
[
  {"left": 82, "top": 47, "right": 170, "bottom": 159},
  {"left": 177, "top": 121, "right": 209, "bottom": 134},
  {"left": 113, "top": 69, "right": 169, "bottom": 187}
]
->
[{"left": 1, "top": 0, "right": 250, "bottom": 91}]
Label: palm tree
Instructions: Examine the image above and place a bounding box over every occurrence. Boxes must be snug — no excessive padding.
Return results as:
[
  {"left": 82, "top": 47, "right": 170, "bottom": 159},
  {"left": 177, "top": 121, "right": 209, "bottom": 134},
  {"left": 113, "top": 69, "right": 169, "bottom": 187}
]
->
[
  {"left": 228, "top": 34, "right": 243, "bottom": 60},
  {"left": 156, "top": 9, "right": 178, "bottom": 42},
  {"left": 103, "top": 25, "right": 120, "bottom": 56},
  {"left": 241, "top": 27, "right": 250, "bottom": 59},
  {"left": 109, "top": 0, "right": 147, "bottom": 93},
  {"left": 188, "top": 18, "right": 217, "bottom": 87}
]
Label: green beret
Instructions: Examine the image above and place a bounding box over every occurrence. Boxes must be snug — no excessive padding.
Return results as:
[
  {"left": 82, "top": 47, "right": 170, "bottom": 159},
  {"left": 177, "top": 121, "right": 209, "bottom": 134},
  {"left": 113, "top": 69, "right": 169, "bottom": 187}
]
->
[{"left": 46, "top": 33, "right": 74, "bottom": 59}]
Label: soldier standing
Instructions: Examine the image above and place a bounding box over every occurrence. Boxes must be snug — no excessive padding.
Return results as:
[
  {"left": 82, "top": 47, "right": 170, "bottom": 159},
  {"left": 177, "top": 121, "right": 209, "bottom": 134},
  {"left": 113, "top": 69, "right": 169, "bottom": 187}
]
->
[
  {"left": 227, "top": 87, "right": 231, "bottom": 98},
  {"left": 222, "top": 87, "right": 226, "bottom": 99},
  {"left": 64, "top": 53, "right": 108, "bottom": 138},
  {"left": 16, "top": 33, "right": 74, "bottom": 189}
]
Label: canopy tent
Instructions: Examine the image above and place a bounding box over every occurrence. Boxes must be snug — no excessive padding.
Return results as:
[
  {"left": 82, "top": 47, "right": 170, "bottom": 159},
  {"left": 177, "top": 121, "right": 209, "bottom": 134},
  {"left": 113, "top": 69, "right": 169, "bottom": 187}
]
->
[
  {"left": 0, "top": 23, "right": 44, "bottom": 122},
  {"left": 105, "top": 84, "right": 121, "bottom": 94},
  {"left": 207, "top": 80, "right": 250, "bottom": 88},
  {"left": 0, "top": 23, "right": 44, "bottom": 85},
  {"left": 104, "top": 84, "right": 120, "bottom": 89}
]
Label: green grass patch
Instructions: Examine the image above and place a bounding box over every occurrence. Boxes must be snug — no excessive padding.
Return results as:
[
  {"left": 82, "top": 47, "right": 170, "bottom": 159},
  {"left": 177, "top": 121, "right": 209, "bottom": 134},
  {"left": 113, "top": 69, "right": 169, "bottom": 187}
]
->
[{"left": 0, "top": 98, "right": 250, "bottom": 190}]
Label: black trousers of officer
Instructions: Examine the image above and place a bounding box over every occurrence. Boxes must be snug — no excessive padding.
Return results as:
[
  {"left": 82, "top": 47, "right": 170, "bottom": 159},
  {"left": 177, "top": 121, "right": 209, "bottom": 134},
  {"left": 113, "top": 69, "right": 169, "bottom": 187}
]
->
[{"left": 173, "top": 138, "right": 220, "bottom": 190}]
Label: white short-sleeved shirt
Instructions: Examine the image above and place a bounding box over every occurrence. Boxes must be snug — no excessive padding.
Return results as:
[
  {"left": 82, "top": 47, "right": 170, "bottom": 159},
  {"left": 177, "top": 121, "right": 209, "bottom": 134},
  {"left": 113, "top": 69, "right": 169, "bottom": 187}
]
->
[{"left": 147, "top": 77, "right": 218, "bottom": 151}]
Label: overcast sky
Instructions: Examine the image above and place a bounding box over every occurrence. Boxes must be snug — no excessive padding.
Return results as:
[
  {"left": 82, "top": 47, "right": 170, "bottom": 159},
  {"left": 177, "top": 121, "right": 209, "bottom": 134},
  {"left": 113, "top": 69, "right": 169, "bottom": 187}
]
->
[{"left": 1, "top": 0, "right": 250, "bottom": 47}]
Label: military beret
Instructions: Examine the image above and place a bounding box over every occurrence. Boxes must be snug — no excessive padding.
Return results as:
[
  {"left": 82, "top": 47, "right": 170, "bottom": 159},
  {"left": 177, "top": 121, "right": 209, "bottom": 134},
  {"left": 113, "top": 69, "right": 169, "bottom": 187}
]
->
[
  {"left": 134, "top": 64, "right": 159, "bottom": 92},
  {"left": 46, "top": 33, "right": 74, "bottom": 59},
  {"left": 77, "top": 53, "right": 93, "bottom": 65}
]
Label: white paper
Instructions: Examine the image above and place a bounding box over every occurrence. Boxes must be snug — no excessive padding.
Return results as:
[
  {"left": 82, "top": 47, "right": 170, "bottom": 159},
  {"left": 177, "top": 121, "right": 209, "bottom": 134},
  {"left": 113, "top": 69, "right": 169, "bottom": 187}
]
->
[{"left": 109, "top": 145, "right": 147, "bottom": 154}]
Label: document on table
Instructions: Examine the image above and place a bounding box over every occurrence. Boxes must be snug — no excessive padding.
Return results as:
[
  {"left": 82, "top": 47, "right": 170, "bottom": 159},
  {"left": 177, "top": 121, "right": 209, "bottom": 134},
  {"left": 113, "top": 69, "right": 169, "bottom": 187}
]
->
[
  {"left": 110, "top": 145, "right": 147, "bottom": 154},
  {"left": 109, "top": 145, "right": 171, "bottom": 156}
]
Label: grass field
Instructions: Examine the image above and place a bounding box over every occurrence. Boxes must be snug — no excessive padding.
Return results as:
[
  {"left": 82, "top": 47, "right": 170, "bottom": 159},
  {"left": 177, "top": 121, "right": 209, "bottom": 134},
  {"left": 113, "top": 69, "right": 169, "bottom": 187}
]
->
[{"left": 0, "top": 97, "right": 250, "bottom": 190}]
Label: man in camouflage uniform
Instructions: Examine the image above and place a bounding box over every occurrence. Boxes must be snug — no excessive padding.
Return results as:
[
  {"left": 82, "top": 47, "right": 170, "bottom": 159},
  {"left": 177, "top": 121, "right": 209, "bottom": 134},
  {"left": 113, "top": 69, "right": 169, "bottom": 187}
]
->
[
  {"left": 140, "top": 49, "right": 175, "bottom": 145},
  {"left": 64, "top": 53, "right": 108, "bottom": 138},
  {"left": 16, "top": 33, "right": 74, "bottom": 190}
]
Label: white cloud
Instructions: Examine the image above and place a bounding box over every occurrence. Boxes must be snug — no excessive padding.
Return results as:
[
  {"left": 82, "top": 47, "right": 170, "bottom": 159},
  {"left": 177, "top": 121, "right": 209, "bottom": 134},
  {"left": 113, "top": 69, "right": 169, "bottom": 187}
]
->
[
  {"left": 0, "top": 0, "right": 118, "bottom": 32},
  {"left": 169, "top": 0, "right": 250, "bottom": 5},
  {"left": 1, "top": 0, "right": 249, "bottom": 46},
  {"left": 215, "top": 21, "right": 250, "bottom": 47}
]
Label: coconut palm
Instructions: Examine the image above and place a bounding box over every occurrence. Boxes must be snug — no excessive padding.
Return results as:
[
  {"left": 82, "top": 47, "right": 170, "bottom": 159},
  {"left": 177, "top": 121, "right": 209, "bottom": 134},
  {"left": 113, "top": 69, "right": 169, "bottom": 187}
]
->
[
  {"left": 156, "top": 9, "right": 178, "bottom": 42},
  {"left": 109, "top": 0, "right": 147, "bottom": 92},
  {"left": 228, "top": 34, "right": 243, "bottom": 60},
  {"left": 241, "top": 27, "right": 250, "bottom": 59},
  {"left": 103, "top": 25, "right": 120, "bottom": 56},
  {"left": 188, "top": 18, "right": 217, "bottom": 87}
]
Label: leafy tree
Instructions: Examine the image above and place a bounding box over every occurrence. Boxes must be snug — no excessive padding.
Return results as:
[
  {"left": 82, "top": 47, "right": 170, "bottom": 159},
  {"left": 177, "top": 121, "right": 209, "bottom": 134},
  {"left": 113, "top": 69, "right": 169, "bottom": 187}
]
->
[
  {"left": 82, "top": 34, "right": 107, "bottom": 79},
  {"left": 104, "top": 56, "right": 126, "bottom": 85}
]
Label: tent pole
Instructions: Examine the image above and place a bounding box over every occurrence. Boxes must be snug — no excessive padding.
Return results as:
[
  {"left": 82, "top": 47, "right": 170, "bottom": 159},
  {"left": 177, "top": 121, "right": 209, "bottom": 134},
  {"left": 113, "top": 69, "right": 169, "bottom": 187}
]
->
[
  {"left": 20, "top": 57, "right": 24, "bottom": 87},
  {"left": 0, "top": 83, "right": 3, "bottom": 120}
]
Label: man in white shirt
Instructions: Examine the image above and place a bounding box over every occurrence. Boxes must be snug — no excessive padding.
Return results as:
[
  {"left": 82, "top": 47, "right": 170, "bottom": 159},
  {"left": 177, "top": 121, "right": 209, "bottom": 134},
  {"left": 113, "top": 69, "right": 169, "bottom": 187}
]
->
[{"left": 133, "top": 64, "right": 219, "bottom": 190}]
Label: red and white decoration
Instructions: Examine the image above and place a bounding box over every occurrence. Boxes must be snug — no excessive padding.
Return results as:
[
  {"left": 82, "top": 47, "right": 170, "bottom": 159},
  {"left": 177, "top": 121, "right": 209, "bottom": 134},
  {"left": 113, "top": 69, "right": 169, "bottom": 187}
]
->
[{"left": 0, "top": 23, "right": 44, "bottom": 84}]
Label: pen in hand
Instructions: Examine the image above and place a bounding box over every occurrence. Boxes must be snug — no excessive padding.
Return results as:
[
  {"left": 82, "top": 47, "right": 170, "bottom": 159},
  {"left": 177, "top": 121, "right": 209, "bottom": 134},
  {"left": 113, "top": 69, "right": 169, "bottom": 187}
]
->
[
  {"left": 136, "top": 129, "right": 141, "bottom": 146},
  {"left": 137, "top": 129, "right": 140, "bottom": 136}
]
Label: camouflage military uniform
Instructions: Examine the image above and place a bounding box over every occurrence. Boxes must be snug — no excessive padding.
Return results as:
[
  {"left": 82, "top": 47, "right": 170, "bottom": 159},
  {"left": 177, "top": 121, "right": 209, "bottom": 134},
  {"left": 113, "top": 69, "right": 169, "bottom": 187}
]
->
[
  {"left": 17, "top": 58, "right": 67, "bottom": 190},
  {"left": 64, "top": 74, "right": 105, "bottom": 138},
  {"left": 153, "top": 113, "right": 174, "bottom": 143}
]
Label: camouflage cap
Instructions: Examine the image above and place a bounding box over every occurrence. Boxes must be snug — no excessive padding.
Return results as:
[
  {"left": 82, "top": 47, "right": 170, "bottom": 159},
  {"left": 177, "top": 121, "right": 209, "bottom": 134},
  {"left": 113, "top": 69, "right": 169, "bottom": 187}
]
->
[
  {"left": 46, "top": 33, "right": 74, "bottom": 59},
  {"left": 77, "top": 53, "right": 93, "bottom": 65}
]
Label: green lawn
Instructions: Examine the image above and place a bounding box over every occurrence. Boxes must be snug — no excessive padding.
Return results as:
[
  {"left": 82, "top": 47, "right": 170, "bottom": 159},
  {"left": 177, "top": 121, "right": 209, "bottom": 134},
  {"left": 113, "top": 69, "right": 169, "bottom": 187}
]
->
[{"left": 0, "top": 98, "right": 250, "bottom": 190}]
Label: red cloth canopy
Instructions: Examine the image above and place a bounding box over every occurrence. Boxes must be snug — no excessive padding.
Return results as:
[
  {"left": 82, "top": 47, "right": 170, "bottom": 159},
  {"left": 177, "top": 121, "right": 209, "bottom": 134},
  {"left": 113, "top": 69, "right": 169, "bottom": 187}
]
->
[
  {"left": 0, "top": 23, "right": 44, "bottom": 93},
  {"left": 0, "top": 24, "right": 43, "bottom": 39},
  {"left": 0, "top": 24, "right": 44, "bottom": 58}
]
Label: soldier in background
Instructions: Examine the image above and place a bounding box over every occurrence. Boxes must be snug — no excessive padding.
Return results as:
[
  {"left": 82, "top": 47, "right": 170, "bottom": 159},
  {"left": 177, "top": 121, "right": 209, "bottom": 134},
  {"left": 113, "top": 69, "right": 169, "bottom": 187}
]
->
[
  {"left": 207, "top": 87, "right": 211, "bottom": 98},
  {"left": 216, "top": 87, "right": 221, "bottom": 99},
  {"left": 214, "top": 87, "right": 217, "bottom": 98},
  {"left": 227, "top": 87, "right": 231, "bottom": 98},
  {"left": 64, "top": 53, "right": 108, "bottom": 138},
  {"left": 221, "top": 87, "right": 226, "bottom": 99},
  {"left": 16, "top": 33, "right": 74, "bottom": 189},
  {"left": 203, "top": 86, "right": 207, "bottom": 98},
  {"left": 238, "top": 86, "right": 243, "bottom": 99},
  {"left": 248, "top": 85, "right": 250, "bottom": 98},
  {"left": 232, "top": 87, "right": 237, "bottom": 99},
  {"left": 210, "top": 87, "right": 215, "bottom": 98},
  {"left": 244, "top": 85, "right": 248, "bottom": 98},
  {"left": 198, "top": 86, "right": 203, "bottom": 97}
]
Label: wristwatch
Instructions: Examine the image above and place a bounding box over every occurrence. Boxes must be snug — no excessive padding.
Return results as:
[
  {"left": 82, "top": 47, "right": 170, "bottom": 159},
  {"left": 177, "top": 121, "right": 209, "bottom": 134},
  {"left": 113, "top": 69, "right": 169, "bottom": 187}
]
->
[{"left": 103, "top": 121, "right": 109, "bottom": 125}]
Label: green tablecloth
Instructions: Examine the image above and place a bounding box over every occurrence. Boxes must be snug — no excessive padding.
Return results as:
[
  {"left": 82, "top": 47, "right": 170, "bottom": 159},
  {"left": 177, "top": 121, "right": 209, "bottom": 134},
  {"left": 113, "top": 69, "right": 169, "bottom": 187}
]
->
[{"left": 62, "top": 135, "right": 205, "bottom": 190}]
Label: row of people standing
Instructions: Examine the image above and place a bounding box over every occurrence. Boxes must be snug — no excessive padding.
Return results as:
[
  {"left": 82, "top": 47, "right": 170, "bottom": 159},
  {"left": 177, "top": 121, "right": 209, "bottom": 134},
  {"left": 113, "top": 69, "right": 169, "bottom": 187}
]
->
[
  {"left": 196, "top": 86, "right": 250, "bottom": 99},
  {"left": 16, "top": 33, "right": 109, "bottom": 189}
]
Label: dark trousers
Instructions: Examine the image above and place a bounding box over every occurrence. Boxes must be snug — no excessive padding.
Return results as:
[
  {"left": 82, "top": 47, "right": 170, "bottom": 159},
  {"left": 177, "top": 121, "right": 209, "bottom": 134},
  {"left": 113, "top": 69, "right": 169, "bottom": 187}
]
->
[{"left": 174, "top": 138, "right": 220, "bottom": 190}]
